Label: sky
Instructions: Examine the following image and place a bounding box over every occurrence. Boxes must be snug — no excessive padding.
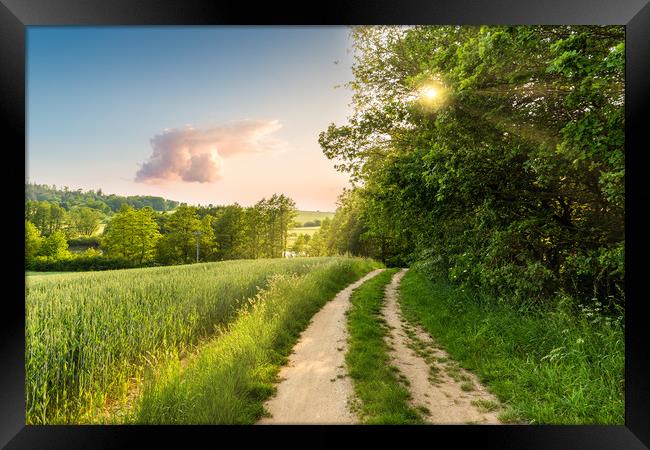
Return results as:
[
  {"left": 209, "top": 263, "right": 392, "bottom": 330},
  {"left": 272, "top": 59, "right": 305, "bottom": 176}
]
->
[{"left": 27, "top": 26, "right": 357, "bottom": 211}]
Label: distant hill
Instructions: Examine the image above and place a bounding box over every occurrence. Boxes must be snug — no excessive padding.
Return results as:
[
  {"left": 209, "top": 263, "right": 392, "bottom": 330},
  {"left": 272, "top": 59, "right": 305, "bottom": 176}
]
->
[
  {"left": 294, "top": 210, "right": 335, "bottom": 227},
  {"left": 25, "top": 183, "right": 180, "bottom": 213}
]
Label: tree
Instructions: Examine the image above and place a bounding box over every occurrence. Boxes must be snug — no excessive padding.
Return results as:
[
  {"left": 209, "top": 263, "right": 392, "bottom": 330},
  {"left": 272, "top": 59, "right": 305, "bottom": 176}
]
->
[
  {"left": 291, "top": 234, "right": 307, "bottom": 255},
  {"left": 68, "top": 206, "right": 104, "bottom": 236},
  {"left": 242, "top": 203, "right": 265, "bottom": 259},
  {"left": 274, "top": 194, "right": 298, "bottom": 257},
  {"left": 318, "top": 25, "right": 625, "bottom": 308},
  {"left": 102, "top": 205, "right": 161, "bottom": 264},
  {"left": 37, "top": 231, "right": 70, "bottom": 259},
  {"left": 25, "top": 220, "right": 43, "bottom": 260},
  {"left": 307, "top": 218, "right": 332, "bottom": 256},
  {"left": 212, "top": 204, "right": 247, "bottom": 260},
  {"left": 198, "top": 214, "right": 217, "bottom": 261},
  {"left": 156, "top": 205, "right": 214, "bottom": 264}
]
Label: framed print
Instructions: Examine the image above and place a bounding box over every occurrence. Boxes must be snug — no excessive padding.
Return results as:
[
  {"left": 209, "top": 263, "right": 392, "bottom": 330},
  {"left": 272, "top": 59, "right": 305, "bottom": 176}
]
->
[{"left": 2, "top": 0, "right": 649, "bottom": 448}]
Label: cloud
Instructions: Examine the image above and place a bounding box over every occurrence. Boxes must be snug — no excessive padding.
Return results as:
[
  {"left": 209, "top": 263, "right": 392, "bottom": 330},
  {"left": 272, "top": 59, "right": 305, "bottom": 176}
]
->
[{"left": 135, "top": 119, "right": 285, "bottom": 184}]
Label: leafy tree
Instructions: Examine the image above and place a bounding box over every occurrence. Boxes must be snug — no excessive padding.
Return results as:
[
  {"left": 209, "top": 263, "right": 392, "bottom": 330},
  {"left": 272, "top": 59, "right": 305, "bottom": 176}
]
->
[
  {"left": 212, "top": 204, "right": 247, "bottom": 260},
  {"left": 319, "top": 25, "right": 624, "bottom": 309},
  {"left": 290, "top": 234, "right": 307, "bottom": 255},
  {"left": 25, "top": 183, "right": 179, "bottom": 213},
  {"left": 37, "top": 231, "right": 70, "bottom": 259},
  {"left": 68, "top": 206, "right": 104, "bottom": 236},
  {"left": 242, "top": 203, "right": 266, "bottom": 259},
  {"left": 25, "top": 220, "right": 43, "bottom": 260},
  {"left": 156, "top": 205, "right": 215, "bottom": 264},
  {"left": 307, "top": 218, "right": 332, "bottom": 256},
  {"left": 102, "top": 205, "right": 161, "bottom": 264}
]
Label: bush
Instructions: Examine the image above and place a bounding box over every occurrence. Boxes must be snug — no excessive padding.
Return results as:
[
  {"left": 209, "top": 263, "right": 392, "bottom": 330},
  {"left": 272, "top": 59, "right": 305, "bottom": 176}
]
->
[
  {"left": 37, "top": 231, "right": 70, "bottom": 259},
  {"left": 26, "top": 255, "right": 145, "bottom": 272},
  {"left": 67, "top": 236, "right": 101, "bottom": 248}
]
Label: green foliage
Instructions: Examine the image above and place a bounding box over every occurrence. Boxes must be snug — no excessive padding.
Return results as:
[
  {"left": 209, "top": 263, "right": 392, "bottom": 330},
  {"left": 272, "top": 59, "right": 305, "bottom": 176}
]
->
[
  {"left": 37, "top": 231, "right": 71, "bottom": 259},
  {"left": 26, "top": 190, "right": 303, "bottom": 270},
  {"left": 345, "top": 269, "right": 423, "bottom": 424},
  {"left": 290, "top": 233, "right": 308, "bottom": 254},
  {"left": 130, "top": 257, "right": 379, "bottom": 424},
  {"left": 26, "top": 255, "right": 142, "bottom": 272},
  {"left": 26, "top": 257, "right": 343, "bottom": 424},
  {"left": 102, "top": 205, "right": 161, "bottom": 264},
  {"left": 68, "top": 206, "right": 104, "bottom": 236},
  {"left": 67, "top": 235, "right": 101, "bottom": 249},
  {"left": 318, "top": 25, "right": 624, "bottom": 310},
  {"left": 25, "top": 200, "right": 67, "bottom": 236},
  {"left": 26, "top": 183, "right": 179, "bottom": 213},
  {"left": 25, "top": 220, "right": 43, "bottom": 260},
  {"left": 211, "top": 204, "right": 247, "bottom": 260},
  {"left": 398, "top": 269, "right": 624, "bottom": 424},
  {"left": 156, "top": 205, "right": 211, "bottom": 264}
]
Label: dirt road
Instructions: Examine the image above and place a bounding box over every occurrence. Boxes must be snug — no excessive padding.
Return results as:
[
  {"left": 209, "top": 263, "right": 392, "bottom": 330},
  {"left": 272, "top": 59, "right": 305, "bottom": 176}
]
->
[
  {"left": 382, "top": 269, "right": 502, "bottom": 424},
  {"left": 257, "top": 268, "right": 385, "bottom": 424}
]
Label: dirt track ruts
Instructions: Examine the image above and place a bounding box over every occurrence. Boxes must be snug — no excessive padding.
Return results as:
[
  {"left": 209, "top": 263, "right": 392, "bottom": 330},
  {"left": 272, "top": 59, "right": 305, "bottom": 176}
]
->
[
  {"left": 257, "top": 268, "right": 385, "bottom": 424},
  {"left": 382, "top": 269, "right": 502, "bottom": 424}
]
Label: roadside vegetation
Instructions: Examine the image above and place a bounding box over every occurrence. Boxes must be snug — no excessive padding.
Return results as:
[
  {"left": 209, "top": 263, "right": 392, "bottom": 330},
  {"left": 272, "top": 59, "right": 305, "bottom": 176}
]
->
[
  {"left": 398, "top": 269, "right": 624, "bottom": 424},
  {"left": 128, "top": 257, "right": 380, "bottom": 424},
  {"left": 26, "top": 257, "right": 345, "bottom": 424},
  {"left": 308, "top": 25, "right": 625, "bottom": 424},
  {"left": 345, "top": 269, "right": 423, "bottom": 424}
]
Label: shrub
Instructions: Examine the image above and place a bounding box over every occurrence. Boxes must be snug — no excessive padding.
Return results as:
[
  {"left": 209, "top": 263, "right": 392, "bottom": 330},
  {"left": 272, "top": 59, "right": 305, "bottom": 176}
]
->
[{"left": 26, "top": 255, "right": 142, "bottom": 272}]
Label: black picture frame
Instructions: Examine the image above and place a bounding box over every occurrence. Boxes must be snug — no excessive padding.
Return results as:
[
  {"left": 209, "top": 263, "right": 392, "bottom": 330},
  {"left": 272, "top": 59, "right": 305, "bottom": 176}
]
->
[{"left": 3, "top": 0, "right": 649, "bottom": 448}]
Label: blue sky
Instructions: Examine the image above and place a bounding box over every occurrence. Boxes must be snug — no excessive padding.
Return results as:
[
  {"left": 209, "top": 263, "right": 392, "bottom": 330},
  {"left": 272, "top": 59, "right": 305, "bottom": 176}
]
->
[{"left": 27, "top": 26, "right": 356, "bottom": 210}]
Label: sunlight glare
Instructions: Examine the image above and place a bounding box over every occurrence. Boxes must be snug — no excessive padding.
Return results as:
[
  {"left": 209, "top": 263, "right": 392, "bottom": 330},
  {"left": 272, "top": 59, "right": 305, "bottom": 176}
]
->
[{"left": 422, "top": 86, "right": 439, "bottom": 100}]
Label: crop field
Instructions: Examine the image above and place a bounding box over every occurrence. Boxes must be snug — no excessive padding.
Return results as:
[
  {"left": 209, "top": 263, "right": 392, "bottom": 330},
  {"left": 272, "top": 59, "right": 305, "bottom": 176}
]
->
[
  {"left": 25, "top": 257, "right": 353, "bottom": 424},
  {"left": 294, "top": 210, "right": 334, "bottom": 226},
  {"left": 131, "top": 257, "right": 380, "bottom": 424},
  {"left": 289, "top": 227, "right": 321, "bottom": 236}
]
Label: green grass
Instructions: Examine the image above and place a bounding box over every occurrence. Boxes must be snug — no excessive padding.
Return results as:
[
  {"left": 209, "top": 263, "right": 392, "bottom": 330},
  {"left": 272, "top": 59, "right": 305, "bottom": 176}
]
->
[
  {"left": 25, "top": 257, "right": 359, "bottom": 424},
  {"left": 129, "top": 258, "right": 381, "bottom": 424},
  {"left": 287, "top": 227, "right": 321, "bottom": 248},
  {"left": 289, "top": 227, "right": 321, "bottom": 236},
  {"left": 398, "top": 269, "right": 624, "bottom": 424},
  {"left": 345, "top": 268, "right": 424, "bottom": 424},
  {"left": 294, "top": 210, "right": 334, "bottom": 226},
  {"left": 472, "top": 399, "right": 499, "bottom": 412},
  {"left": 26, "top": 271, "right": 70, "bottom": 276}
]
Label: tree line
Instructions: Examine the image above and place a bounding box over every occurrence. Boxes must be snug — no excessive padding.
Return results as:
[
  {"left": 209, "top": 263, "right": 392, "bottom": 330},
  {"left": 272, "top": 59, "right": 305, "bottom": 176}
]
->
[
  {"left": 26, "top": 183, "right": 180, "bottom": 214},
  {"left": 25, "top": 193, "right": 297, "bottom": 270},
  {"left": 313, "top": 25, "right": 624, "bottom": 313}
]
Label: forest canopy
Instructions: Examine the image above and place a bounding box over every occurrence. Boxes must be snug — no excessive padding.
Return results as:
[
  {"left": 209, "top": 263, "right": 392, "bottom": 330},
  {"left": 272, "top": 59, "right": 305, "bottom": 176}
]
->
[
  {"left": 26, "top": 183, "right": 180, "bottom": 213},
  {"left": 318, "top": 25, "right": 624, "bottom": 311}
]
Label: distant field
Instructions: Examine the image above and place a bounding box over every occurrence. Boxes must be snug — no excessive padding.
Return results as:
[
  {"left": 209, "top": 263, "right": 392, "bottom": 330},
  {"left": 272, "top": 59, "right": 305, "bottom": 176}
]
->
[
  {"left": 95, "top": 223, "right": 106, "bottom": 235},
  {"left": 294, "top": 210, "right": 334, "bottom": 226},
  {"left": 289, "top": 227, "right": 320, "bottom": 236},
  {"left": 287, "top": 211, "right": 333, "bottom": 249}
]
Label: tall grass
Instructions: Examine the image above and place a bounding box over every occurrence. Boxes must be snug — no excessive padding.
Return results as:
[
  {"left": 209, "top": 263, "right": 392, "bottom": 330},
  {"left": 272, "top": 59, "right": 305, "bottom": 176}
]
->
[
  {"left": 398, "top": 269, "right": 625, "bottom": 424},
  {"left": 26, "top": 257, "right": 342, "bottom": 424},
  {"left": 130, "top": 257, "right": 380, "bottom": 424}
]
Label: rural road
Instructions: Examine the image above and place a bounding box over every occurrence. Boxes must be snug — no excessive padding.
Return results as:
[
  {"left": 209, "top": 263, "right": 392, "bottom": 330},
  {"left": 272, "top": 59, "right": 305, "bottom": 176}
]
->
[
  {"left": 382, "top": 269, "right": 501, "bottom": 424},
  {"left": 257, "top": 268, "right": 385, "bottom": 424},
  {"left": 258, "top": 267, "right": 501, "bottom": 425}
]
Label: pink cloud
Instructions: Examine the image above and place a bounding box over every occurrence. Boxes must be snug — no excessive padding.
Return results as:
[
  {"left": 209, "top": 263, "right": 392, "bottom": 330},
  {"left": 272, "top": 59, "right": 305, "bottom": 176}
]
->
[{"left": 135, "top": 119, "right": 285, "bottom": 184}]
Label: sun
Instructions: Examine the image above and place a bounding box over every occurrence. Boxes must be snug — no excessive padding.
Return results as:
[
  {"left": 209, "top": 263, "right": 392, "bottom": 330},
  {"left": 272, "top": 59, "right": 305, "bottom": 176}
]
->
[
  {"left": 415, "top": 81, "right": 448, "bottom": 109},
  {"left": 422, "top": 86, "right": 439, "bottom": 100}
]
